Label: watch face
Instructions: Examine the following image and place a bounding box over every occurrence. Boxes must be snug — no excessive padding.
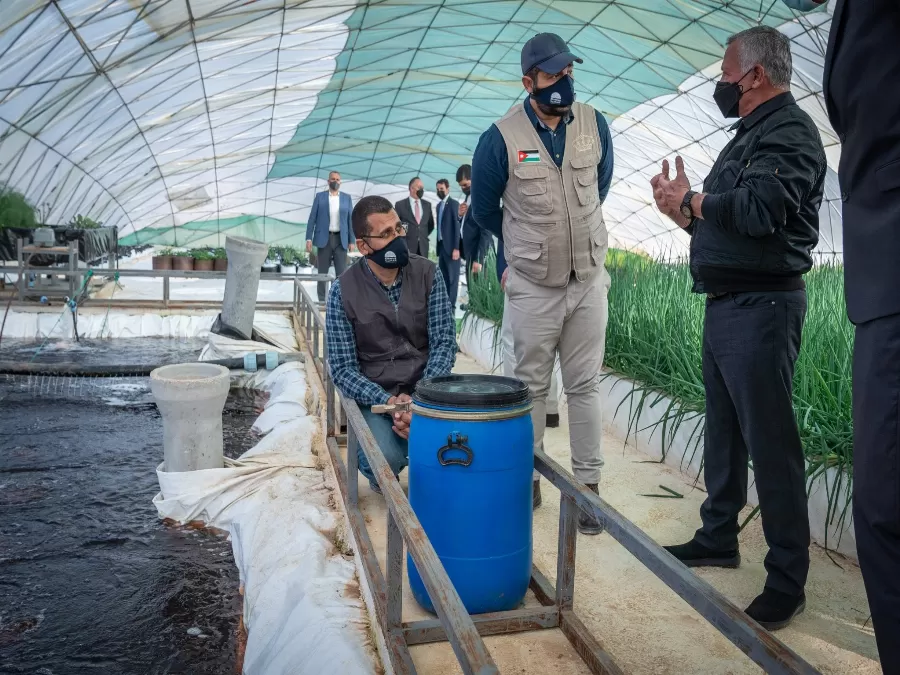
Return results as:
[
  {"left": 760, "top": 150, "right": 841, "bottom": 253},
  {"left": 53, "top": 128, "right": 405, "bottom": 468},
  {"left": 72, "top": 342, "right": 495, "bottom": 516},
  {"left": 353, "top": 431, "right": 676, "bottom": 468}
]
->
[{"left": 681, "top": 204, "right": 692, "bottom": 218}]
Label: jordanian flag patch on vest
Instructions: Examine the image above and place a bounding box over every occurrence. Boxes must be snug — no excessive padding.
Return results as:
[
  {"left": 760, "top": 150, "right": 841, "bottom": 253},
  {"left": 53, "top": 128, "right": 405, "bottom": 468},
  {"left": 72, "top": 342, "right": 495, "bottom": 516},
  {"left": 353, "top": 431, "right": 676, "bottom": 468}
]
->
[{"left": 517, "top": 150, "right": 540, "bottom": 163}]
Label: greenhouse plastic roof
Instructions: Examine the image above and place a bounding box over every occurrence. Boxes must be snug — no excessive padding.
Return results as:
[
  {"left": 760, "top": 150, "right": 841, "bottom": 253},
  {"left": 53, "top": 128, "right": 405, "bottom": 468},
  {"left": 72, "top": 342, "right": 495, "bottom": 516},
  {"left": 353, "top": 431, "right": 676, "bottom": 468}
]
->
[{"left": 0, "top": 0, "right": 839, "bottom": 257}]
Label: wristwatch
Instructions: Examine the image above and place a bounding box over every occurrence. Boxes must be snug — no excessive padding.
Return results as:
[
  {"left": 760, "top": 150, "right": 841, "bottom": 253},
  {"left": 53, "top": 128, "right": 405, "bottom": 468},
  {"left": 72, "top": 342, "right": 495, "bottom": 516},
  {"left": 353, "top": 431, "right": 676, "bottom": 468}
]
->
[{"left": 680, "top": 190, "right": 697, "bottom": 219}]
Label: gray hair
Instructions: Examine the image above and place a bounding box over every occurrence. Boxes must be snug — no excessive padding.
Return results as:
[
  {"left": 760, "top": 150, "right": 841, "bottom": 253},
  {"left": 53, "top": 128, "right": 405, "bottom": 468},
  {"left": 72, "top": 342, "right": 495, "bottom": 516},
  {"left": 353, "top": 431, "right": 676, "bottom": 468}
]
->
[{"left": 726, "top": 26, "right": 792, "bottom": 89}]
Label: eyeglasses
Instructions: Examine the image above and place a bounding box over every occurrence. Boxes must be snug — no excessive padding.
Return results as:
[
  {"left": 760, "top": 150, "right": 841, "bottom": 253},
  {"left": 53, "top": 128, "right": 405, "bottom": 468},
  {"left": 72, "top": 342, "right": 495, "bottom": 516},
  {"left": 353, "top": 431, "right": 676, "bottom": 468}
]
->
[{"left": 363, "top": 222, "right": 408, "bottom": 241}]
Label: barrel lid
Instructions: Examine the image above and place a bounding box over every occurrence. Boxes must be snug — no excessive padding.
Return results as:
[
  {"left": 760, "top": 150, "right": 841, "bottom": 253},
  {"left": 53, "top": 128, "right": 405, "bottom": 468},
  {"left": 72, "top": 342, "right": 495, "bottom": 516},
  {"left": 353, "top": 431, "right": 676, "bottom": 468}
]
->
[{"left": 413, "top": 375, "right": 530, "bottom": 408}]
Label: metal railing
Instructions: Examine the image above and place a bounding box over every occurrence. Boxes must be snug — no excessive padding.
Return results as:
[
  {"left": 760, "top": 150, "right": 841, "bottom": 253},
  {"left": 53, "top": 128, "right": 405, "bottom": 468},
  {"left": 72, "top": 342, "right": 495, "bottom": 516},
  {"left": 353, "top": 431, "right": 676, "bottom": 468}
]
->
[
  {"left": 6, "top": 264, "right": 333, "bottom": 310},
  {"left": 293, "top": 278, "right": 821, "bottom": 675}
]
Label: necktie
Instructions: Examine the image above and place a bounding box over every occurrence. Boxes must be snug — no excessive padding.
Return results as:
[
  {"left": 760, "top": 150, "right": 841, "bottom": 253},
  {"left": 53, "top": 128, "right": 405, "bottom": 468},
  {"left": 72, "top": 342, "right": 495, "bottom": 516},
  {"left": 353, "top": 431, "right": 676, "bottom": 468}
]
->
[
  {"left": 414, "top": 199, "right": 421, "bottom": 224},
  {"left": 437, "top": 201, "right": 444, "bottom": 241}
]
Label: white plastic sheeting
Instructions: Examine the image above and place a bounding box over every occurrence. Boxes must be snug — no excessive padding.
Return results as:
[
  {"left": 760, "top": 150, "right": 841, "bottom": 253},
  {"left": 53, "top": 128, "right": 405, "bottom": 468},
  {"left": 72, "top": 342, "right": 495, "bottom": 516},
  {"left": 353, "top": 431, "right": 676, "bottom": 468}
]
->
[
  {"left": 154, "top": 341, "right": 376, "bottom": 675},
  {"left": 0, "top": 305, "right": 297, "bottom": 343},
  {"left": 0, "top": 308, "right": 217, "bottom": 340}
]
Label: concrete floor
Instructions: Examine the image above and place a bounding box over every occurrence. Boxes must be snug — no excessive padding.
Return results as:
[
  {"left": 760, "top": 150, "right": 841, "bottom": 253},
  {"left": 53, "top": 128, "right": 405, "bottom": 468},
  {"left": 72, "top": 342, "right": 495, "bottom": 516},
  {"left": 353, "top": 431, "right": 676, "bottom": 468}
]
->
[{"left": 346, "top": 352, "right": 880, "bottom": 675}]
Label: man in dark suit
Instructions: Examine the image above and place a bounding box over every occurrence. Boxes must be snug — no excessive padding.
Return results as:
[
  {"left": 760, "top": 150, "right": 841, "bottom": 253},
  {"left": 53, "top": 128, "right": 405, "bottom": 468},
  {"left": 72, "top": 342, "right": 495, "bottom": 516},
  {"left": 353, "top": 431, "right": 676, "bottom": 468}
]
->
[
  {"left": 456, "top": 164, "right": 493, "bottom": 275},
  {"left": 394, "top": 177, "right": 433, "bottom": 258},
  {"left": 305, "top": 170, "right": 354, "bottom": 301},
  {"left": 783, "top": 0, "right": 900, "bottom": 667},
  {"left": 434, "top": 178, "right": 462, "bottom": 308}
]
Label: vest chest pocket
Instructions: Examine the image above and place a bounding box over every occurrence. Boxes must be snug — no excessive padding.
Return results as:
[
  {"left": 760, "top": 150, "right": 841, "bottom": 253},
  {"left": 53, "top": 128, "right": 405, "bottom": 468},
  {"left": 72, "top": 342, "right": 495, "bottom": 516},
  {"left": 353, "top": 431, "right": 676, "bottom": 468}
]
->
[
  {"left": 570, "top": 154, "right": 598, "bottom": 207},
  {"left": 513, "top": 164, "right": 553, "bottom": 215}
]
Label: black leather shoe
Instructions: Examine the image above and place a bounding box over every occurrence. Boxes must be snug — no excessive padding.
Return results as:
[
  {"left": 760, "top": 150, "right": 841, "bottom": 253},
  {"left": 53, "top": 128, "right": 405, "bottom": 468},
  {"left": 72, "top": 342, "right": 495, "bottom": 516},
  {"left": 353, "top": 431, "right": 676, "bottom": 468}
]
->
[
  {"left": 545, "top": 413, "right": 560, "bottom": 428},
  {"left": 745, "top": 588, "right": 806, "bottom": 631},
  {"left": 664, "top": 539, "right": 741, "bottom": 568},
  {"left": 577, "top": 484, "right": 604, "bottom": 535},
  {"left": 533, "top": 479, "right": 542, "bottom": 509}
]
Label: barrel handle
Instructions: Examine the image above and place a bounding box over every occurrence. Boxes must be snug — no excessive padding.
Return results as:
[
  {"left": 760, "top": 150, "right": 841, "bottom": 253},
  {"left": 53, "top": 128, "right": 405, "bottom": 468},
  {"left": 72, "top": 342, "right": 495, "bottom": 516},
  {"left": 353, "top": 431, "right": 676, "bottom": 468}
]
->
[{"left": 437, "top": 432, "right": 473, "bottom": 467}]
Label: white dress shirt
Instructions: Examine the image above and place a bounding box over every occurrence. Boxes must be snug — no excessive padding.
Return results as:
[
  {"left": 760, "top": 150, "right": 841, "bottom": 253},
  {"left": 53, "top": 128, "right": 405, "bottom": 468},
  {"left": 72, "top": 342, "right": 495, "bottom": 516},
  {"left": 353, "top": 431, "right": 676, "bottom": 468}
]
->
[{"left": 328, "top": 193, "right": 341, "bottom": 233}]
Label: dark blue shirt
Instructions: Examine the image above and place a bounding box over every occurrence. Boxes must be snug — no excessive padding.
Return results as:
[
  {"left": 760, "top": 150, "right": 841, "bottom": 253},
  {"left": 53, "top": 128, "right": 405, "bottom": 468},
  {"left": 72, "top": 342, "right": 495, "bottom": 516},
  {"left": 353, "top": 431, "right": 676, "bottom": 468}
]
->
[{"left": 471, "top": 96, "right": 615, "bottom": 242}]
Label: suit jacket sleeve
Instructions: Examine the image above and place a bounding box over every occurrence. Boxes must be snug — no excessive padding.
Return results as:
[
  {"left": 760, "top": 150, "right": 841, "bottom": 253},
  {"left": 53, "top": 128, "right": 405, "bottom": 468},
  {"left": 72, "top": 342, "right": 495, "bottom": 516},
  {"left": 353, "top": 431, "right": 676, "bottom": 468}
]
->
[
  {"left": 394, "top": 199, "right": 407, "bottom": 222},
  {"left": 342, "top": 193, "right": 353, "bottom": 246},
  {"left": 426, "top": 201, "right": 434, "bottom": 234},
  {"left": 306, "top": 193, "right": 319, "bottom": 242}
]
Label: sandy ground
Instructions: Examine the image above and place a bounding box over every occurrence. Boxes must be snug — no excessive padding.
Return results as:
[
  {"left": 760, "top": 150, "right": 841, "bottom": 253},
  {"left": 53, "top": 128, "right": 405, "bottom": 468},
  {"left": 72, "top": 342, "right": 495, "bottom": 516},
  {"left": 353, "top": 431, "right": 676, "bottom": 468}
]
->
[{"left": 342, "top": 352, "right": 880, "bottom": 675}]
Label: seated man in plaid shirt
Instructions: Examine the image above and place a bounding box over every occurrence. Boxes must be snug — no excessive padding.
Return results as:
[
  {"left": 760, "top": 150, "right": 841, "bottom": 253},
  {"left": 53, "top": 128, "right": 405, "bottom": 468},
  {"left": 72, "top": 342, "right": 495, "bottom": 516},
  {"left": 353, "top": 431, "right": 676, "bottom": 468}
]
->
[{"left": 326, "top": 195, "right": 458, "bottom": 494}]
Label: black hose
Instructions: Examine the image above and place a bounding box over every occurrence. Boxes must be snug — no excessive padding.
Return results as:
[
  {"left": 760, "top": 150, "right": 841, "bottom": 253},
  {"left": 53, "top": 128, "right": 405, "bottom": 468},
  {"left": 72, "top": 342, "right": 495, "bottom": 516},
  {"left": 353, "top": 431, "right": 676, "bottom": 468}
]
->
[{"left": 0, "top": 353, "right": 301, "bottom": 377}]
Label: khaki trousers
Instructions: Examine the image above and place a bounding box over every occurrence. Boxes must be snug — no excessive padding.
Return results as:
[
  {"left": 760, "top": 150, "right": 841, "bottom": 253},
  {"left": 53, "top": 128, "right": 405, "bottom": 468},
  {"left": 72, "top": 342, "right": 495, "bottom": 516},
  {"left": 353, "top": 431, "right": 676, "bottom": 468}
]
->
[
  {"left": 505, "top": 265, "right": 610, "bottom": 485},
  {"left": 502, "top": 296, "right": 559, "bottom": 481}
]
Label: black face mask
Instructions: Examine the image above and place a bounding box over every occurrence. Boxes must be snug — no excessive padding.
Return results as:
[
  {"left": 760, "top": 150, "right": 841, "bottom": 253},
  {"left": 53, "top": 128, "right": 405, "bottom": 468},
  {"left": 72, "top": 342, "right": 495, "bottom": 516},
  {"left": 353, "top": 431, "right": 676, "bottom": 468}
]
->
[
  {"left": 713, "top": 68, "right": 754, "bottom": 119},
  {"left": 328, "top": 180, "right": 339, "bottom": 191},
  {"left": 366, "top": 236, "right": 409, "bottom": 269},
  {"left": 415, "top": 187, "right": 424, "bottom": 199},
  {"left": 532, "top": 74, "right": 575, "bottom": 117},
  {"left": 461, "top": 186, "right": 470, "bottom": 196},
  {"left": 436, "top": 189, "right": 447, "bottom": 199}
]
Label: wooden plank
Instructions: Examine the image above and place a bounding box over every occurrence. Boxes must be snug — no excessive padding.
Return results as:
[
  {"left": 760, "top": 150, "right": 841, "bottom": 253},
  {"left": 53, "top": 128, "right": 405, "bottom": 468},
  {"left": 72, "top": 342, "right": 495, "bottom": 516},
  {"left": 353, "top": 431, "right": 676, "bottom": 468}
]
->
[
  {"left": 403, "top": 607, "right": 559, "bottom": 646},
  {"left": 559, "top": 610, "right": 624, "bottom": 675},
  {"left": 534, "top": 450, "right": 820, "bottom": 675},
  {"left": 343, "top": 398, "right": 499, "bottom": 675},
  {"left": 326, "top": 437, "right": 416, "bottom": 675},
  {"left": 556, "top": 494, "right": 577, "bottom": 611}
]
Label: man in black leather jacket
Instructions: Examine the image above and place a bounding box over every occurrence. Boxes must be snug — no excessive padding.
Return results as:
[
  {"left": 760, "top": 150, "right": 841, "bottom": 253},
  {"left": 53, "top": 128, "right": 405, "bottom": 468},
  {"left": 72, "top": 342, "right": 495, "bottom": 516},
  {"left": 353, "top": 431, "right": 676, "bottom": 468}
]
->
[{"left": 651, "top": 26, "right": 826, "bottom": 631}]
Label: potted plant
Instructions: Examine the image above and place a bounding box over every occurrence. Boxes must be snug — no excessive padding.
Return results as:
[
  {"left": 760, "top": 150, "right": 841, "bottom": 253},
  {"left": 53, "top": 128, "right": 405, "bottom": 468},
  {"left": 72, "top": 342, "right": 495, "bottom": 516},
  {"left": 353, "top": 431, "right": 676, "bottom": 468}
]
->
[
  {"left": 192, "top": 248, "right": 214, "bottom": 271},
  {"left": 213, "top": 247, "right": 227, "bottom": 272},
  {"left": 280, "top": 246, "right": 298, "bottom": 275},
  {"left": 171, "top": 249, "right": 194, "bottom": 271},
  {"left": 262, "top": 245, "right": 280, "bottom": 273},
  {"left": 153, "top": 247, "right": 174, "bottom": 270},
  {"left": 69, "top": 214, "right": 101, "bottom": 229}
]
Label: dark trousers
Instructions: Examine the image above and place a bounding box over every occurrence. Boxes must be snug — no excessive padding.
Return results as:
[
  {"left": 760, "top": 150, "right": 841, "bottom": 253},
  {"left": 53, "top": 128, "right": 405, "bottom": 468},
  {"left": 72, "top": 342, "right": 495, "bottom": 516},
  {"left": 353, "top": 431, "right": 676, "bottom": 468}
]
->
[
  {"left": 438, "top": 248, "right": 460, "bottom": 309},
  {"left": 853, "top": 312, "right": 900, "bottom": 673},
  {"left": 317, "top": 232, "right": 348, "bottom": 301},
  {"left": 695, "top": 290, "right": 810, "bottom": 597}
]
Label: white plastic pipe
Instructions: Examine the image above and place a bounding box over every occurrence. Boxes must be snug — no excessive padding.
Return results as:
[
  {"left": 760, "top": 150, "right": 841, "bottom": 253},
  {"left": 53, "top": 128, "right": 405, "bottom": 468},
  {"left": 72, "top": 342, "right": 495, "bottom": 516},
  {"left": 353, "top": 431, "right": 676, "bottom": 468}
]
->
[
  {"left": 222, "top": 235, "right": 269, "bottom": 339},
  {"left": 150, "top": 363, "right": 231, "bottom": 472}
]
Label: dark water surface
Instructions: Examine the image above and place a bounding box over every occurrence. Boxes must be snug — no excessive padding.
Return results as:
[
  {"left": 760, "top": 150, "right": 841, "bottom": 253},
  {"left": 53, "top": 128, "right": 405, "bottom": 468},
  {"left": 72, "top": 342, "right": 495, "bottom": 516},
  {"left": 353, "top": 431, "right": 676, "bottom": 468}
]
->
[{"left": 0, "top": 339, "right": 262, "bottom": 675}]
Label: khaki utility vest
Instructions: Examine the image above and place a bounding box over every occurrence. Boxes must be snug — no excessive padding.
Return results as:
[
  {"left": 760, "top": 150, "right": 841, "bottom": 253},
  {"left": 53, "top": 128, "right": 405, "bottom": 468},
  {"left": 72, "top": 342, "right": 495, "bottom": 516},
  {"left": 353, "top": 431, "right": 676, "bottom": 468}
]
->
[{"left": 496, "top": 101, "right": 608, "bottom": 287}]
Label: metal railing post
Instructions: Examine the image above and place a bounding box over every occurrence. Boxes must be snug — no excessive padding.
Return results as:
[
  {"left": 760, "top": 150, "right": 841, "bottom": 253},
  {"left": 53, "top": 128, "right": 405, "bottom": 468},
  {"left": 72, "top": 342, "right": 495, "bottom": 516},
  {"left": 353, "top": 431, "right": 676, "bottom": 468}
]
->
[
  {"left": 556, "top": 494, "right": 578, "bottom": 611},
  {"left": 346, "top": 420, "right": 358, "bottom": 505},
  {"left": 386, "top": 511, "right": 404, "bottom": 632},
  {"left": 16, "top": 238, "right": 24, "bottom": 301}
]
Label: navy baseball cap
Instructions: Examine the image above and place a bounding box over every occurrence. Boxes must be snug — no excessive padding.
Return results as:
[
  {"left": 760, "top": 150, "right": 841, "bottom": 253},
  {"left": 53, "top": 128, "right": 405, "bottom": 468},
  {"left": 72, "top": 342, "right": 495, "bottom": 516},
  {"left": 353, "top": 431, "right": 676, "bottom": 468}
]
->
[{"left": 521, "top": 33, "right": 583, "bottom": 75}]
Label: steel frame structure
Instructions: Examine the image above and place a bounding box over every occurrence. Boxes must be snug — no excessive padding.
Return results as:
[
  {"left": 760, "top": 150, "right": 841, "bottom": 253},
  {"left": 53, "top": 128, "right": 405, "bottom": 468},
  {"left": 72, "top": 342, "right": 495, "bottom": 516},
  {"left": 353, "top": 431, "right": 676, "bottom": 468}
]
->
[{"left": 291, "top": 278, "right": 821, "bottom": 675}]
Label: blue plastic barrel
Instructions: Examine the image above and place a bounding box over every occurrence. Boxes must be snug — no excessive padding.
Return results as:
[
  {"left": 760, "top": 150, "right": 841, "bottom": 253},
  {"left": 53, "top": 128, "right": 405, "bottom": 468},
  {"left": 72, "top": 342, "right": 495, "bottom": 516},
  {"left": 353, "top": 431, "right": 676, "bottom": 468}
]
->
[{"left": 407, "top": 374, "right": 534, "bottom": 615}]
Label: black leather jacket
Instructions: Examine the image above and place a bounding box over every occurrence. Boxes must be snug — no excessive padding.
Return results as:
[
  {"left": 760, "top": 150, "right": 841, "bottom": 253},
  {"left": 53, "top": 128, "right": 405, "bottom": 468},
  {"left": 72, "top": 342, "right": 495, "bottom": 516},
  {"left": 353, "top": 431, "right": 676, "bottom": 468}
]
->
[{"left": 688, "top": 93, "right": 827, "bottom": 295}]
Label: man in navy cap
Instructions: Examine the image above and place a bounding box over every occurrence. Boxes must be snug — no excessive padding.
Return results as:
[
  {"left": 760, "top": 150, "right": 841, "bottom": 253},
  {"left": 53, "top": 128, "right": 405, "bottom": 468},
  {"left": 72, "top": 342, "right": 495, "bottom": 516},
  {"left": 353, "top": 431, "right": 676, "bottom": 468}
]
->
[{"left": 471, "top": 32, "right": 614, "bottom": 534}]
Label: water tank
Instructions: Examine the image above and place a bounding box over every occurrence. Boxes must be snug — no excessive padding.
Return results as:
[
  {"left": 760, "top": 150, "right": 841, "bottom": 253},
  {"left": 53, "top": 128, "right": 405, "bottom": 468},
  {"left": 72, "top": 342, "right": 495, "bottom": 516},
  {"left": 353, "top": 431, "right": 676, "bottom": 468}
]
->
[
  {"left": 32, "top": 227, "right": 55, "bottom": 247},
  {"left": 407, "top": 374, "right": 534, "bottom": 615}
]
